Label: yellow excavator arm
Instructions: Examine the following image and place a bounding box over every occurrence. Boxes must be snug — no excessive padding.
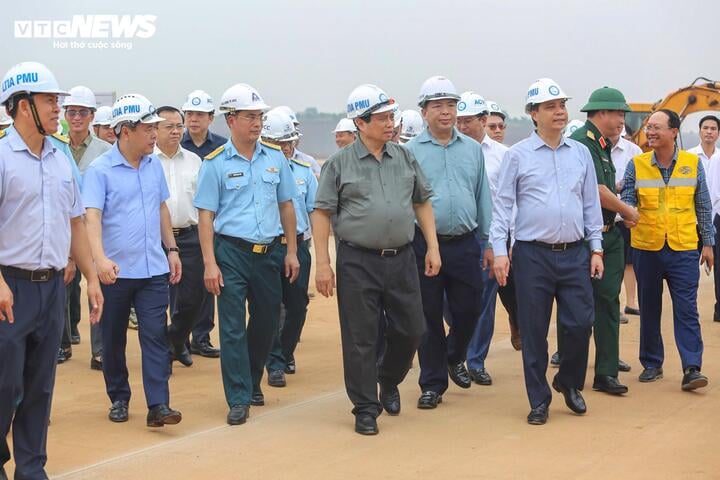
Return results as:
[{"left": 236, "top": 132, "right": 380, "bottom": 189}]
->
[{"left": 628, "top": 77, "right": 720, "bottom": 151}]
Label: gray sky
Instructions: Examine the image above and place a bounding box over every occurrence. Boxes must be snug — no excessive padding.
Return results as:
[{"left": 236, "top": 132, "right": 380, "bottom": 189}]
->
[{"left": 2, "top": 0, "right": 719, "bottom": 121}]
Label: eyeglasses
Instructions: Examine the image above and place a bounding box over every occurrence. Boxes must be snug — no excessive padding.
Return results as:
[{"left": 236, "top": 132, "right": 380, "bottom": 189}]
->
[
  {"left": 233, "top": 113, "right": 264, "bottom": 123},
  {"left": 65, "top": 109, "right": 92, "bottom": 118},
  {"left": 161, "top": 124, "right": 185, "bottom": 132},
  {"left": 486, "top": 123, "right": 506, "bottom": 131},
  {"left": 644, "top": 125, "right": 674, "bottom": 133}
]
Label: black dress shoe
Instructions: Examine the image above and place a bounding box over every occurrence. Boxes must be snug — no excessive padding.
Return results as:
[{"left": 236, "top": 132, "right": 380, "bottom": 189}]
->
[
  {"left": 447, "top": 362, "right": 472, "bottom": 389},
  {"left": 108, "top": 400, "right": 129, "bottom": 422},
  {"left": 619, "top": 314, "right": 629, "bottom": 324},
  {"left": 227, "top": 405, "right": 250, "bottom": 425},
  {"left": 417, "top": 391, "right": 442, "bottom": 409},
  {"left": 592, "top": 375, "right": 628, "bottom": 395},
  {"left": 714, "top": 312, "right": 720, "bottom": 322},
  {"left": 57, "top": 347, "right": 72, "bottom": 364},
  {"left": 147, "top": 404, "right": 182, "bottom": 427},
  {"left": 354, "top": 414, "right": 378, "bottom": 435},
  {"left": 624, "top": 306, "right": 640, "bottom": 316},
  {"left": 268, "top": 370, "right": 286, "bottom": 387},
  {"left": 190, "top": 340, "right": 220, "bottom": 358},
  {"left": 251, "top": 391, "right": 265, "bottom": 406},
  {"left": 682, "top": 367, "right": 708, "bottom": 391},
  {"left": 639, "top": 367, "right": 663, "bottom": 382},
  {"left": 171, "top": 345, "right": 193, "bottom": 367},
  {"left": 469, "top": 367, "right": 492, "bottom": 386},
  {"left": 552, "top": 375, "right": 586, "bottom": 414},
  {"left": 618, "top": 359, "right": 632, "bottom": 372},
  {"left": 90, "top": 356, "right": 103, "bottom": 371},
  {"left": 71, "top": 334, "right": 81, "bottom": 345},
  {"left": 550, "top": 351, "right": 561, "bottom": 367},
  {"left": 379, "top": 385, "right": 401, "bottom": 415},
  {"left": 284, "top": 360, "right": 296, "bottom": 375},
  {"left": 527, "top": 403, "right": 549, "bottom": 425},
  {"left": 0, "top": 465, "right": 7, "bottom": 480}
]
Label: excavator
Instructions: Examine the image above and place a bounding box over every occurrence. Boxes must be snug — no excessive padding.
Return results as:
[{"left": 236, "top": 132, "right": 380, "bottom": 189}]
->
[{"left": 627, "top": 77, "right": 720, "bottom": 151}]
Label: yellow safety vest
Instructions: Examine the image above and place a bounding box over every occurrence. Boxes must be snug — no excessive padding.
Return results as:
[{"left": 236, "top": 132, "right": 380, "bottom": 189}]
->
[{"left": 631, "top": 150, "right": 699, "bottom": 251}]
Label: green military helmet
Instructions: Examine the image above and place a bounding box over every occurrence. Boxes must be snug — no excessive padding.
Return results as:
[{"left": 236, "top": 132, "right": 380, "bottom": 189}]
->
[{"left": 580, "top": 86, "right": 631, "bottom": 112}]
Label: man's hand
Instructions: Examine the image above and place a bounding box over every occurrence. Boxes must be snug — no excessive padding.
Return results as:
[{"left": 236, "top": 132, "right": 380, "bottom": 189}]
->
[
  {"left": 285, "top": 252, "right": 300, "bottom": 283},
  {"left": 168, "top": 251, "right": 182, "bottom": 285},
  {"left": 0, "top": 280, "right": 14, "bottom": 323},
  {"left": 86, "top": 279, "right": 104, "bottom": 325},
  {"left": 483, "top": 247, "right": 494, "bottom": 278},
  {"left": 493, "top": 255, "right": 510, "bottom": 287},
  {"left": 64, "top": 259, "right": 77, "bottom": 285},
  {"left": 590, "top": 253, "right": 604, "bottom": 280},
  {"left": 622, "top": 205, "right": 640, "bottom": 224},
  {"left": 315, "top": 263, "right": 336, "bottom": 297},
  {"left": 424, "top": 247, "right": 441, "bottom": 277},
  {"left": 204, "top": 262, "right": 224, "bottom": 296},
  {"left": 701, "top": 245, "right": 714, "bottom": 272},
  {"left": 96, "top": 257, "right": 119, "bottom": 285}
]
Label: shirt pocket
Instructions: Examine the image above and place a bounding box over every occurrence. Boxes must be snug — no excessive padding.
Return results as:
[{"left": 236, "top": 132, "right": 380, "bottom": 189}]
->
[
  {"left": 261, "top": 171, "right": 280, "bottom": 200},
  {"left": 638, "top": 189, "right": 660, "bottom": 210},
  {"left": 54, "top": 178, "right": 75, "bottom": 215},
  {"left": 224, "top": 175, "right": 249, "bottom": 191},
  {"left": 182, "top": 172, "right": 197, "bottom": 194},
  {"left": 295, "top": 179, "right": 308, "bottom": 199}
]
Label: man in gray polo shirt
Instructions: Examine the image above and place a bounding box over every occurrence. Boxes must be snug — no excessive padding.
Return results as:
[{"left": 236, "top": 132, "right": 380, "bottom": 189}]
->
[{"left": 313, "top": 84, "right": 441, "bottom": 436}]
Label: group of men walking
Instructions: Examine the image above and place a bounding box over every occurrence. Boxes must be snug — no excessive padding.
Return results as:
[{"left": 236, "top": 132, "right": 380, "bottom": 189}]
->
[{"left": 0, "top": 60, "right": 715, "bottom": 478}]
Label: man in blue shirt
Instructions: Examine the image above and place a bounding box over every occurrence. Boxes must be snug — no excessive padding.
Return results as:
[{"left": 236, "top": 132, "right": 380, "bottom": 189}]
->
[
  {"left": 406, "top": 76, "right": 492, "bottom": 409},
  {"left": 194, "top": 83, "right": 299, "bottom": 426},
  {"left": 83, "top": 93, "right": 183, "bottom": 428},
  {"left": 491, "top": 79, "right": 604, "bottom": 425},
  {"left": 180, "top": 89, "right": 227, "bottom": 358},
  {"left": 0, "top": 61, "right": 104, "bottom": 480},
  {"left": 261, "top": 109, "right": 318, "bottom": 387}
]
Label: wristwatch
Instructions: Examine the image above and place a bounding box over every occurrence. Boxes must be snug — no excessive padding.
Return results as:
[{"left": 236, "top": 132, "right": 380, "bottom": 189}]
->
[
  {"left": 591, "top": 249, "right": 604, "bottom": 257},
  {"left": 168, "top": 247, "right": 180, "bottom": 254}
]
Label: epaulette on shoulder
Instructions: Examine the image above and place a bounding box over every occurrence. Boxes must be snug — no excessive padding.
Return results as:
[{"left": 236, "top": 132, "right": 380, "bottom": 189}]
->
[
  {"left": 291, "top": 157, "right": 311, "bottom": 168},
  {"left": 51, "top": 132, "right": 69, "bottom": 144},
  {"left": 205, "top": 145, "right": 225, "bottom": 160},
  {"left": 586, "top": 130, "right": 596, "bottom": 141},
  {"left": 261, "top": 140, "right": 281, "bottom": 151},
  {"left": 0, "top": 129, "right": 6, "bottom": 140}
]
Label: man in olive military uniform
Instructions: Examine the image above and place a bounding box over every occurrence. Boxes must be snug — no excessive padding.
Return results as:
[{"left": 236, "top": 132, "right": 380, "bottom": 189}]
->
[{"left": 567, "top": 87, "right": 639, "bottom": 394}]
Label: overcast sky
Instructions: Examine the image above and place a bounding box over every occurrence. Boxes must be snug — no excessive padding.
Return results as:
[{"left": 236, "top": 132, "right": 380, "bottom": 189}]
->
[{"left": 2, "top": 0, "right": 718, "bottom": 121}]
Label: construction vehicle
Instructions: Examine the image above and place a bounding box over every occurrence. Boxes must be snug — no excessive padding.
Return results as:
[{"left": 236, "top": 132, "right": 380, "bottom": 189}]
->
[{"left": 627, "top": 77, "right": 720, "bottom": 151}]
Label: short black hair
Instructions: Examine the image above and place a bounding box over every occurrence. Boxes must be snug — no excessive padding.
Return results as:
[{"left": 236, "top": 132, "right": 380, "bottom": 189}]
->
[
  {"left": 657, "top": 109, "right": 681, "bottom": 129},
  {"left": 699, "top": 114, "right": 720, "bottom": 130},
  {"left": 156, "top": 105, "right": 184, "bottom": 122}
]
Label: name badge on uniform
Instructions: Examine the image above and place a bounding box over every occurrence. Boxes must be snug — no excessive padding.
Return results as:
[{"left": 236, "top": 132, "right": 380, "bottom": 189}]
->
[
  {"left": 228, "top": 172, "right": 244, "bottom": 178},
  {"left": 266, "top": 167, "right": 279, "bottom": 173},
  {"left": 296, "top": 179, "right": 305, "bottom": 185}
]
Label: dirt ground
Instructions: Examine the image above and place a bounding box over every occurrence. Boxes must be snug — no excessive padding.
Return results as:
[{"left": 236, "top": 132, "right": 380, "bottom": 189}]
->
[{"left": 6, "top": 246, "right": 720, "bottom": 479}]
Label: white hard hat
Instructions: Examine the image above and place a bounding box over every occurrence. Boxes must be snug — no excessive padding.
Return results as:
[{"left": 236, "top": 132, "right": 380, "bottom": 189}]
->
[
  {"left": 333, "top": 117, "right": 357, "bottom": 133},
  {"left": 346, "top": 84, "right": 395, "bottom": 119},
  {"left": 275, "top": 105, "right": 299, "bottom": 125},
  {"left": 400, "top": 109, "right": 424, "bottom": 140},
  {"left": 457, "top": 91, "right": 489, "bottom": 117},
  {"left": 63, "top": 85, "right": 97, "bottom": 109},
  {"left": 92, "top": 105, "right": 113, "bottom": 126},
  {"left": 181, "top": 89, "right": 215, "bottom": 113},
  {"left": 418, "top": 75, "right": 461, "bottom": 107},
  {"left": 525, "top": 78, "right": 571, "bottom": 113},
  {"left": 486, "top": 100, "right": 506, "bottom": 119},
  {"left": 217, "top": 83, "right": 270, "bottom": 114},
  {"left": 262, "top": 109, "right": 300, "bottom": 142},
  {"left": 564, "top": 119, "right": 585, "bottom": 137},
  {"left": 391, "top": 103, "right": 402, "bottom": 128},
  {"left": 0, "top": 108, "right": 13, "bottom": 126},
  {"left": 109, "top": 94, "right": 164, "bottom": 128},
  {"left": 0, "top": 61, "right": 69, "bottom": 106}
]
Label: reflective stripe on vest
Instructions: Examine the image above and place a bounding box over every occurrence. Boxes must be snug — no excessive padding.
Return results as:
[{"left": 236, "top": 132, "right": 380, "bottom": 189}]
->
[{"left": 631, "top": 150, "right": 699, "bottom": 251}]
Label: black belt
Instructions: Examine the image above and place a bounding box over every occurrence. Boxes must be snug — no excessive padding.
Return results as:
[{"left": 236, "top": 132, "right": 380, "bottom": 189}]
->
[
  {"left": 1, "top": 265, "right": 63, "bottom": 282},
  {"left": 277, "top": 233, "right": 305, "bottom": 245},
  {"left": 173, "top": 225, "right": 197, "bottom": 237},
  {"left": 340, "top": 240, "right": 409, "bottom": 257},
  {"left": 527, "top": 240, "right": 583, "bottom": 251},
  {"left": 436, "top": 228, "right": 477, "bottom": 243},
  {"left": 218, "top": 234, "right": 276, "bottom": 254}
]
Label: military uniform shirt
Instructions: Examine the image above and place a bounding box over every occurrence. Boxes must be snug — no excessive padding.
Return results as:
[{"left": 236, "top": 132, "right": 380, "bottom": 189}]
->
[
  {"left": 278, "top": 157, "right": 318, "bottom": 236},
  {"left": 314, "top": 139, "right": 433, "bottom": 249}
]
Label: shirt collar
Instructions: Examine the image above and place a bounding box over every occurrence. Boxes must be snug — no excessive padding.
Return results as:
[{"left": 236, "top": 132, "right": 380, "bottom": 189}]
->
[
  {"left": 6, "top": 126, "right": 56, "bottom": 160},
  {"left": 225, "top": 139, "right": 266, "bottom": 162},
  {"left": 352, "top": 137, "right": 391, "bottom": 160},
  {"left": 529, "top": 131, "right": 570, "bottom": 151},
  {"left": 650, "top": 146, "right": 679, "bottom": 167},
  {"left": 181, "top": 129, "right": 209, "bottom": 147},
  {"left": 154, "top": 145, "right": 183, "bottom": 160},
  {"left": 109, "top": 142, "right": 154, "bottom": 167},
  {"left": 417, "top": 127, "right": 461, "bottom": 146}
]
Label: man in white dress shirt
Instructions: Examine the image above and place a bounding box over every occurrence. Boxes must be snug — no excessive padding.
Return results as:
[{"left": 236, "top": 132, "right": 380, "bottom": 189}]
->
[{"left": 154, "top": 106, "right": 208, "bottom": 365}]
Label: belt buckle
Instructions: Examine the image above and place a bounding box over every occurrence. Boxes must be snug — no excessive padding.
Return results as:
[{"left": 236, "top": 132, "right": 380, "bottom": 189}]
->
[
  {"left": 551, "top": 243, "right": 566, "bottom": 252},
  {"left": 380, "top": 248, "right": 397, "bottom": 257},
  {"left": 172, "top": 228, "right": 181, "bottom": 236},
  {"left": 31, "top": 269, "right": 50, "bottom": 282},
  {"left": 252, "top": 244, "right": 268, "bottom": 254}
]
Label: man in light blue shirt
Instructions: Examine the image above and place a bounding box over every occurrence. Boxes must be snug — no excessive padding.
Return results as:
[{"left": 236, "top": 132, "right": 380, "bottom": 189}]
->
[
  {"left": 194, "top": 84, "right": 299, "bottom": 426},
  {"left": 405, "top": 76, "right": 492, "bottom": 409},
  {"left": 491, "top": 78, "right": 603, "bottom": 425},
  {"left": 83, "top": 93, "right": 183, "bottom": 428}
]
